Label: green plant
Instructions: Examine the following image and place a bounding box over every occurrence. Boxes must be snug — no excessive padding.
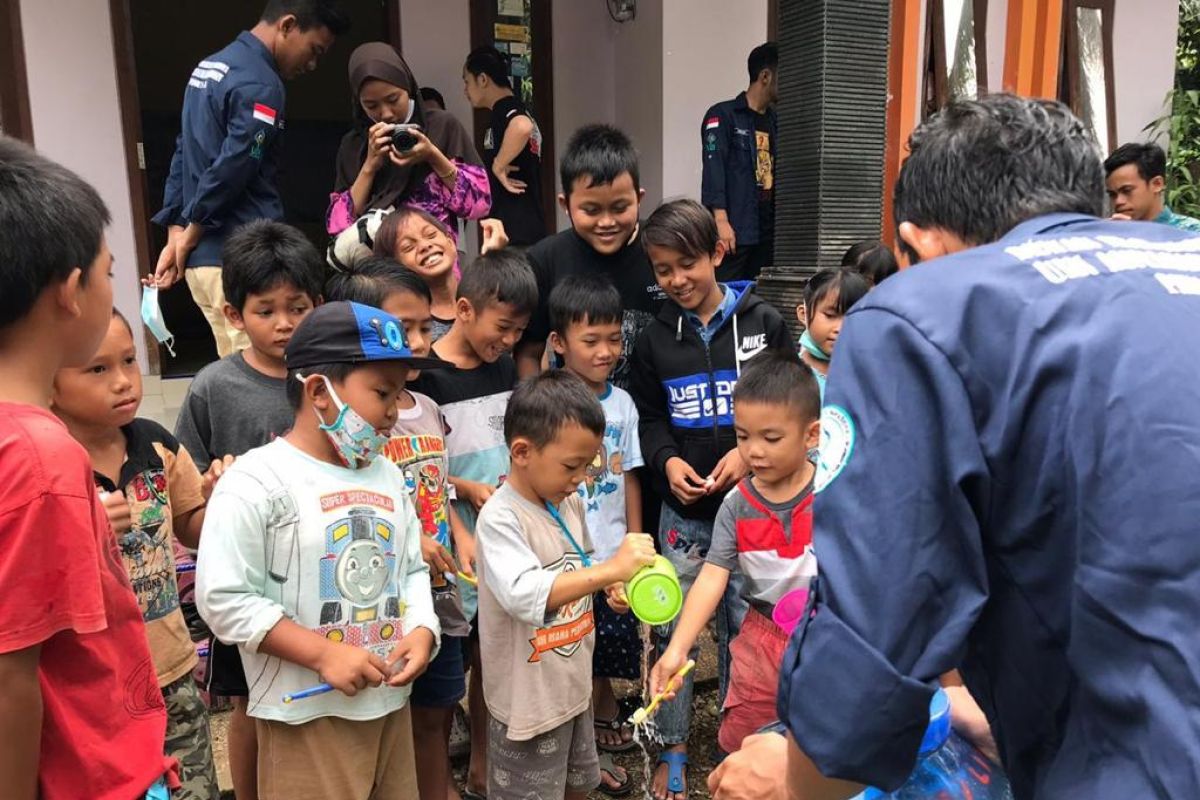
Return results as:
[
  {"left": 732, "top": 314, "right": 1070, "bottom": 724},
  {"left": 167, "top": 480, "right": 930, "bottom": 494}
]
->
[
  {"left": 1145, "top": 89, "right": 1200, "bottom": 216},
  {"left": 1145, "top": 0, "right": 1200, "bottom": 218}
]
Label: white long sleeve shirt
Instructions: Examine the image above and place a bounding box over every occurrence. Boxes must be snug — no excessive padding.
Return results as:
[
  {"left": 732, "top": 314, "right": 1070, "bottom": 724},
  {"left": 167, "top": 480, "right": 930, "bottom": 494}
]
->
[{"left": 196, "top": 438, "right": 439, "bottom": 723}]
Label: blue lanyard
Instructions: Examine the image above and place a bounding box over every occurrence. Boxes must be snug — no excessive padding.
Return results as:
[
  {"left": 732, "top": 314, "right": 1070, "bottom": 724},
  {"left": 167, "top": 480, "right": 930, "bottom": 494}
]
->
[{"left": 544, "top": 501, "right": 593, "bottom": 567}]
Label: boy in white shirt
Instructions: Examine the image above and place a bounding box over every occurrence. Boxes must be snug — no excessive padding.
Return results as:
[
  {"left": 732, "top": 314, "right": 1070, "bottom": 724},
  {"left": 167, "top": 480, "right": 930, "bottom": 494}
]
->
[
  {"left": 476, "top": 370, "right": 657, "bottom": 799},
  {"left": 548, "top": 275, "right": 645, "bottom": 775},
  {"left": 197, "top": 301, "right": 447, "bottom": 799}
]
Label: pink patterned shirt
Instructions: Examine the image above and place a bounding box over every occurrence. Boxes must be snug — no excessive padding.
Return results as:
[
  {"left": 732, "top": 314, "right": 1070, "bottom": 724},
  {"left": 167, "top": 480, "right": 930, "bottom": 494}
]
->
[{"left": 326, "top": 159, "right": 492, "bottom": 244}]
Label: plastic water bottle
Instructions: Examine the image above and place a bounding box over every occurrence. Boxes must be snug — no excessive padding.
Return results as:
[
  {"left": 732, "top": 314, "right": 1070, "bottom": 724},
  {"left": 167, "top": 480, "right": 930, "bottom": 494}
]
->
[{"left": 854, "top": 689, "right": 1013, "bottom": 800}]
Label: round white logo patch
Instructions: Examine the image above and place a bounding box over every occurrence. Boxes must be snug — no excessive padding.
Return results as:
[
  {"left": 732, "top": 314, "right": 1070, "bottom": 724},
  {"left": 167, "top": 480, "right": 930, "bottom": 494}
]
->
[{"left": 814, "top": 405, "right": 856, "bottom": 493}]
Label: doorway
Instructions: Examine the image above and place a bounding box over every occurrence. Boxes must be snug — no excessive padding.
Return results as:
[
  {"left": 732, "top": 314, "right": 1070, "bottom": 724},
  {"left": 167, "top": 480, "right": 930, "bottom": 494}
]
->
[{"left": 111, "top": 0, "right": 395, "bottom": 377}]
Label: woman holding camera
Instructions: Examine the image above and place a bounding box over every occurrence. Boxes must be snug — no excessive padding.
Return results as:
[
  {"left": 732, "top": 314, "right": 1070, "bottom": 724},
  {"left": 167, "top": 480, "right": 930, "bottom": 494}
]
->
[{"left": 328, "top": 42, "right": 490, "bottom": 241}]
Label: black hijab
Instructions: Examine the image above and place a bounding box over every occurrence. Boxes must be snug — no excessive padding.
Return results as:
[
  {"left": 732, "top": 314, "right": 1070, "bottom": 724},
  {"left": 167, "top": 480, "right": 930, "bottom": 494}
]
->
[{"left": 334, "top": 42, "right": 481, "bottom": 212}]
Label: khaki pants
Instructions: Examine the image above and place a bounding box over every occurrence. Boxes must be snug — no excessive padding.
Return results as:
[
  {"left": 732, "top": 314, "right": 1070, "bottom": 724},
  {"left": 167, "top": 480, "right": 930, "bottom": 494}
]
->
[
  {"left": 256, "top": 705, "right": 418, "bottom": 800},
  {"left": 185, "top": 266, "right": 249, "bottom": 358}
]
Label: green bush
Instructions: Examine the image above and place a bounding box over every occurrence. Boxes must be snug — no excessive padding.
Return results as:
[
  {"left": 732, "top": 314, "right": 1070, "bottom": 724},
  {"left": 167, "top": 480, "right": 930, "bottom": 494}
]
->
[{"left": 1146, "top": 0, "right": 1200, "bottom": 218}]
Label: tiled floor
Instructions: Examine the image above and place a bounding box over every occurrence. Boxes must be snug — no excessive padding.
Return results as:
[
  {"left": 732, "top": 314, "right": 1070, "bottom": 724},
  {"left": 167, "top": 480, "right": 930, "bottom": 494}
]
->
[{"left": 141, "top": 375, "right": 191, "bottom": 432}]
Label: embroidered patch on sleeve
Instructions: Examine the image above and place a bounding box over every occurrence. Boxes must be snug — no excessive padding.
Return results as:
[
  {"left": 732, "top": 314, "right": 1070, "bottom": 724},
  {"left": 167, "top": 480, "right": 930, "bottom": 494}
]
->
[{"left": 252, "top": 103, "right": 277, "bottom": 126}]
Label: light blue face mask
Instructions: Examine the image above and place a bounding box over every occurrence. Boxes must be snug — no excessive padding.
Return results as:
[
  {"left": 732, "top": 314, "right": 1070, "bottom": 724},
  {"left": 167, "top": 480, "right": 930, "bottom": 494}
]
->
[
  {"left": 141, "top": 285, "right": 176, "bottom": 356},
  {"left": 301, "top": 374, "right": 391, "bottom": 469},
  {"left": 798, "top": 330, "right": 830, "bottom": 362}
]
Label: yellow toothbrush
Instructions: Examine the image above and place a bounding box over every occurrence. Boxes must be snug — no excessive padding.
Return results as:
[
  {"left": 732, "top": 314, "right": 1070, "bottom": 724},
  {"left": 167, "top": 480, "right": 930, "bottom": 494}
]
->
[{"left": 629, "top": 660, "right": 696, "bottom": 725}]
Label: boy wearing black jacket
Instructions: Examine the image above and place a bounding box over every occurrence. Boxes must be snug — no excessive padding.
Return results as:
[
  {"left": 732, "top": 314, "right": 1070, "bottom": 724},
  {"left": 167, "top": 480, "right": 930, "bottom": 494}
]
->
[{"left": 629, "top": 199, "right": 791, "bottom": 800}]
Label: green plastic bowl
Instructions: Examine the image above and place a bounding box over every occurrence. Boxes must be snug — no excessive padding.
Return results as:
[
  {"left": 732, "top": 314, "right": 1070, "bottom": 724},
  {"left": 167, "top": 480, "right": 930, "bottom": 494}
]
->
[{"left": 625, "top": 555, "right": 683, "bottom": 626}]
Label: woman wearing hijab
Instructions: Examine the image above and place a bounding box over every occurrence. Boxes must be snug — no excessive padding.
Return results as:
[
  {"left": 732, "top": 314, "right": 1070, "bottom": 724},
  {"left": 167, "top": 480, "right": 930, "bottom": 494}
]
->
[{"left": 328, "top": 42, "right": 490, "bottom": 241}]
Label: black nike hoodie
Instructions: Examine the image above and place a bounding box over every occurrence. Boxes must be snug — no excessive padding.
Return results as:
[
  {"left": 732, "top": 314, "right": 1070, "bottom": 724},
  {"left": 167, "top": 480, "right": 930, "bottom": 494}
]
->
[{"left": 629, "top": 281, "right": 794, "bottom": 520}]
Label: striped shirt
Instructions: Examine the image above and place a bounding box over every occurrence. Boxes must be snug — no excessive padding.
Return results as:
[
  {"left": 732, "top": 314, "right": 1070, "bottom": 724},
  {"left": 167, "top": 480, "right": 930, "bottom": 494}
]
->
[{"left": 706, "top": 476, "right": 816, "bottom": 617}]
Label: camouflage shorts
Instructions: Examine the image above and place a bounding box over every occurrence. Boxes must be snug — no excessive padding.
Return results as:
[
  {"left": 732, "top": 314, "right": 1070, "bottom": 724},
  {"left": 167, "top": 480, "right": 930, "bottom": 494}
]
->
[{"left": 163, "top": 673, "right": 220, "bottom": 800}]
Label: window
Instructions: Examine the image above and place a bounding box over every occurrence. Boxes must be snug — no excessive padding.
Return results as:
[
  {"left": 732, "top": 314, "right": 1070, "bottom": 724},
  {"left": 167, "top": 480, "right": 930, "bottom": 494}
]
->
[
  {"left": 1059, "top": 0, "right": 1117, "bottom": 153},
  {"left": 923, "top": 0, "right": 989, "bottom": 118}
]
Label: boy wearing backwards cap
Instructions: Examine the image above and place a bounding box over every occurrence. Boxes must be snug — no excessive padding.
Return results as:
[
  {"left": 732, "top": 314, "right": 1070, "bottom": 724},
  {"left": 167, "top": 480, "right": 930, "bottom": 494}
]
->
[{"left": 196, "top": 301, "right": 445, "bottom": 800}]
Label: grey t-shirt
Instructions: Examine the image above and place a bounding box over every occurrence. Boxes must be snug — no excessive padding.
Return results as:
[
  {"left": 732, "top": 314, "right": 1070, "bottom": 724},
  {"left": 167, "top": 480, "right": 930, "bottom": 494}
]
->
[
  {"left": 476, "top": 482, "right": 595, "bottom": 741},
  {"left": 174, "top": 352, "right": 293, "bottom": 466}
]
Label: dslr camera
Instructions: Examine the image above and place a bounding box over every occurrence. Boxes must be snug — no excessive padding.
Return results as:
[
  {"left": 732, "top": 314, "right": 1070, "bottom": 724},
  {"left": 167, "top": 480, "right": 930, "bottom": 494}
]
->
[{"left": 390, "top": 124, "right": 421, "bottom": 153}]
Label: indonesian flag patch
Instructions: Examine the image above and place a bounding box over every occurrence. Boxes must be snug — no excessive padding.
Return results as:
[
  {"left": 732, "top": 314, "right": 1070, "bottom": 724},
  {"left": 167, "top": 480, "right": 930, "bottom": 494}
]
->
[
  {"left": 705, "top": 116, "right": 720, "bottom": 130},
  {"left": 252, "top": 103, "right": 278, "bottom": 126}
]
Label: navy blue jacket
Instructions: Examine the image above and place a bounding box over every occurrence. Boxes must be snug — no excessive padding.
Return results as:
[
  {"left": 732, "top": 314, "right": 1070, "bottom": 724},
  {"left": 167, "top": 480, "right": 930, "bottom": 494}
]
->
[
  {"left": 779, "top": 214, "right": 1200, "bottom": 798},
  {"left": 700, "top": 92, "right": 776, "bottom": 246},
  {"left": 629, "top": 282, "right": 792, "bottom": 520},
  {"left": 153, "top": 32, "right": 286, "bottom": 267}
]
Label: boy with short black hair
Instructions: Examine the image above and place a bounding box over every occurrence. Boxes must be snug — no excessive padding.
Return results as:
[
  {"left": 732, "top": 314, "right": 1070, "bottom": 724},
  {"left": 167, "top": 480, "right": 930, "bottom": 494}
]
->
[
  {"left": 630, "top": 198, "right": 793, "bottom": 800},
  {"left": 54, "top": 310, "right": 224, "bottom": 800},
  {"left": 174, "top": 218, "right": 324, "bottom": 799},
  {"left": 0, "top": 135, "right": 170, "bottom": 800},
  {"left": 176, "top": 219, "right": 325, "bottom": 469},
  {"left": 650, "top": 351, "right": 820, "bottom": 755},
  {"left": 548, "top": 275, "right": 644, "bottom": 773},
  {"left": 409, "top": 248, "right": 538, "bottom": 797},
  {"left": 515, "top": 124, "right": 665, "bottom": 387},
  {"left": 196, "top": 301, "right": 444, "bottom": 800},
  {"left": 476, "top": 370, "right": 657, "bottom": 800}
]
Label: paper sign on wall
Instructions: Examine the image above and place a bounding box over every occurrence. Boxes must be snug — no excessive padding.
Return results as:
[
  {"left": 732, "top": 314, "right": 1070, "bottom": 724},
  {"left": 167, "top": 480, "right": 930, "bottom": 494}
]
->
[
  {"left": 494, "top": 23, "right": 527, "bottom": 42},
  {"left": 497, "top": 0, "right": 524, "bottom": 17}
]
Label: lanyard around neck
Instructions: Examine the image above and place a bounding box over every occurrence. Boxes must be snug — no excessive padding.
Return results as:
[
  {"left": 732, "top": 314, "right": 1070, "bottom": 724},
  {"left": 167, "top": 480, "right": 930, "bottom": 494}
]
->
[{"left": 544, "top": 501, "right": 593, "bottom": 567}]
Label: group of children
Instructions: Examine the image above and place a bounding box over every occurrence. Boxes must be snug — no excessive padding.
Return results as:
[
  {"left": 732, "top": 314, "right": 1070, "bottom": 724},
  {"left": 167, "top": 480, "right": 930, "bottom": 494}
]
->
[{"left": 0, "top": 121, "right": 889, "bottom": 800}]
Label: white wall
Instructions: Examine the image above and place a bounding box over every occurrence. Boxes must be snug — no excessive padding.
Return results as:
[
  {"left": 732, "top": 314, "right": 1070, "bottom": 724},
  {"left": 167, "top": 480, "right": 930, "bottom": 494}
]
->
[
  {"left": 400, "top": 0, "right": 473, "bottom": 129},
  {"left": 550, "top": 0, "right": 766, "bottom": 226},
  {"left": 614, "top": 0, "right": 664, "bottom": 210},
  {"left": 551, "top": 0, "right": 619, "bottom": 228},
  {"left": 20, "top": 0, "right": 148, "bottom": 370},
  {"left": 660, "top": 0, "right": 768, "bottom": 202},
  {"left": 1112, "top": 0, "right": 1179, "bottom": 145}
]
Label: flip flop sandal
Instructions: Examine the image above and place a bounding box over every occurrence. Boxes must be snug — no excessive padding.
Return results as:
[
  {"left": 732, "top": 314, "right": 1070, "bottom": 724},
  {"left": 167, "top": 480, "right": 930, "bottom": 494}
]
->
[
  {"left": 656, "top": 751, "right": 689, "bottom": 798},
  {"left": 594, "top": 705, "right": 638, "bottom": 753},
  {"left": 449, "top": 704, "right": 471, "bottom": 760},
  {"left": 596, "top": 751, "right": 633, "bottom": 797}
]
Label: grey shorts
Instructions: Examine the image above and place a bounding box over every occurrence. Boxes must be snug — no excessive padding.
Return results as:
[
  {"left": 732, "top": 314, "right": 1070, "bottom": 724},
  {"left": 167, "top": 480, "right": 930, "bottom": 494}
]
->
[{"left": 487, "top": 708, "right": 600, "bottom": 799}]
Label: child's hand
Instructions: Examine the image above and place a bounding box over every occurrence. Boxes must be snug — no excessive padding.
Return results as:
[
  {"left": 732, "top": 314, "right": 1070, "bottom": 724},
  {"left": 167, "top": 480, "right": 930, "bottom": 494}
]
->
[
  {"left": 649, "top": 647, "right": 689, "bottom": 700},
  {"left": 386, "top": 627, "right": 436, "bottom": 686},
  {"left": 611, "top": 532, "right": 657, "bottom": 582},
  {"left": 458, "top": 479, "right": 496, "bottom": 511},
  {"left": 421, "top": 537, "right": 457, "bottom": 577},
  {"left": 706, "top": 449, "right": 748, "bottom": 494},
  {"left": 202, "top": 455, "right": 236, "bottom": 500},
  {"left": 665, "top": 457, "right": 707, "bottom": 505},
  {"left": 480, "top": 218, "right": 509, "bottom": 254},
  {"left": 99, "top": 489, "right": 132, "bottom": 536},
  {"left": 315, "top": 641, "right": 389, "bottom": 696},
  {"left": 454, "top": 533, "right": 478, "bottom": 580},
  {"left": 604, "top": 582, "right": 631, "bottom": 614}
]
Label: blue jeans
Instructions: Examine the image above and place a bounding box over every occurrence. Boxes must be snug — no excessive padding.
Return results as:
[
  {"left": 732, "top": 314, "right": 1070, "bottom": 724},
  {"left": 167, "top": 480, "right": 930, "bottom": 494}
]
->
[{"left": 654, "top": 502, "right": 748, "bottom": 747}]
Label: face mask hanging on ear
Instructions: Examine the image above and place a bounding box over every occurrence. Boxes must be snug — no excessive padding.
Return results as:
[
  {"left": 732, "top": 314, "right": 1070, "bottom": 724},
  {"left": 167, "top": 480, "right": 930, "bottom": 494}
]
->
[
  {"left": 298, "top": 374, "right": 391, "bottom": 469},
  {"left": 404, "top": 98, "right": 416, "bottom": 123},
  {"left": 141, "top": 285, "right": 176, "bottom": 357}
]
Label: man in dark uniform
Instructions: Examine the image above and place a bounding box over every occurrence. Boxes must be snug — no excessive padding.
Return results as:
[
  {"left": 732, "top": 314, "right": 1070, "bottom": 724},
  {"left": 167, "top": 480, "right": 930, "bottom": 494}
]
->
[
  {"left": 151, "top": 0, "right": 349, "bottom": 357},
  {"left": 701, "top": 42, "right": 777, "bottom": 282},
  {"left": 716, "top": 94, "right": 1200, "bottom": 799}
]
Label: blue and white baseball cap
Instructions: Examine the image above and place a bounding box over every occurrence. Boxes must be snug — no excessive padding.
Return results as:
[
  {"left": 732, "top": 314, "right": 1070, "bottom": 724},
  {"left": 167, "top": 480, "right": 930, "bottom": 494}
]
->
[{"left": 285, "top": 301, "right": 448, "bottom": 371}]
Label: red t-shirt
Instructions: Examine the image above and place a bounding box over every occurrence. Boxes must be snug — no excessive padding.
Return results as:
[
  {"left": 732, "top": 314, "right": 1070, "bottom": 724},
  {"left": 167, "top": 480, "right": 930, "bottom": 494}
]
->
[{"left": 0, "top": 404, "right": 167, "bottom": 799}]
